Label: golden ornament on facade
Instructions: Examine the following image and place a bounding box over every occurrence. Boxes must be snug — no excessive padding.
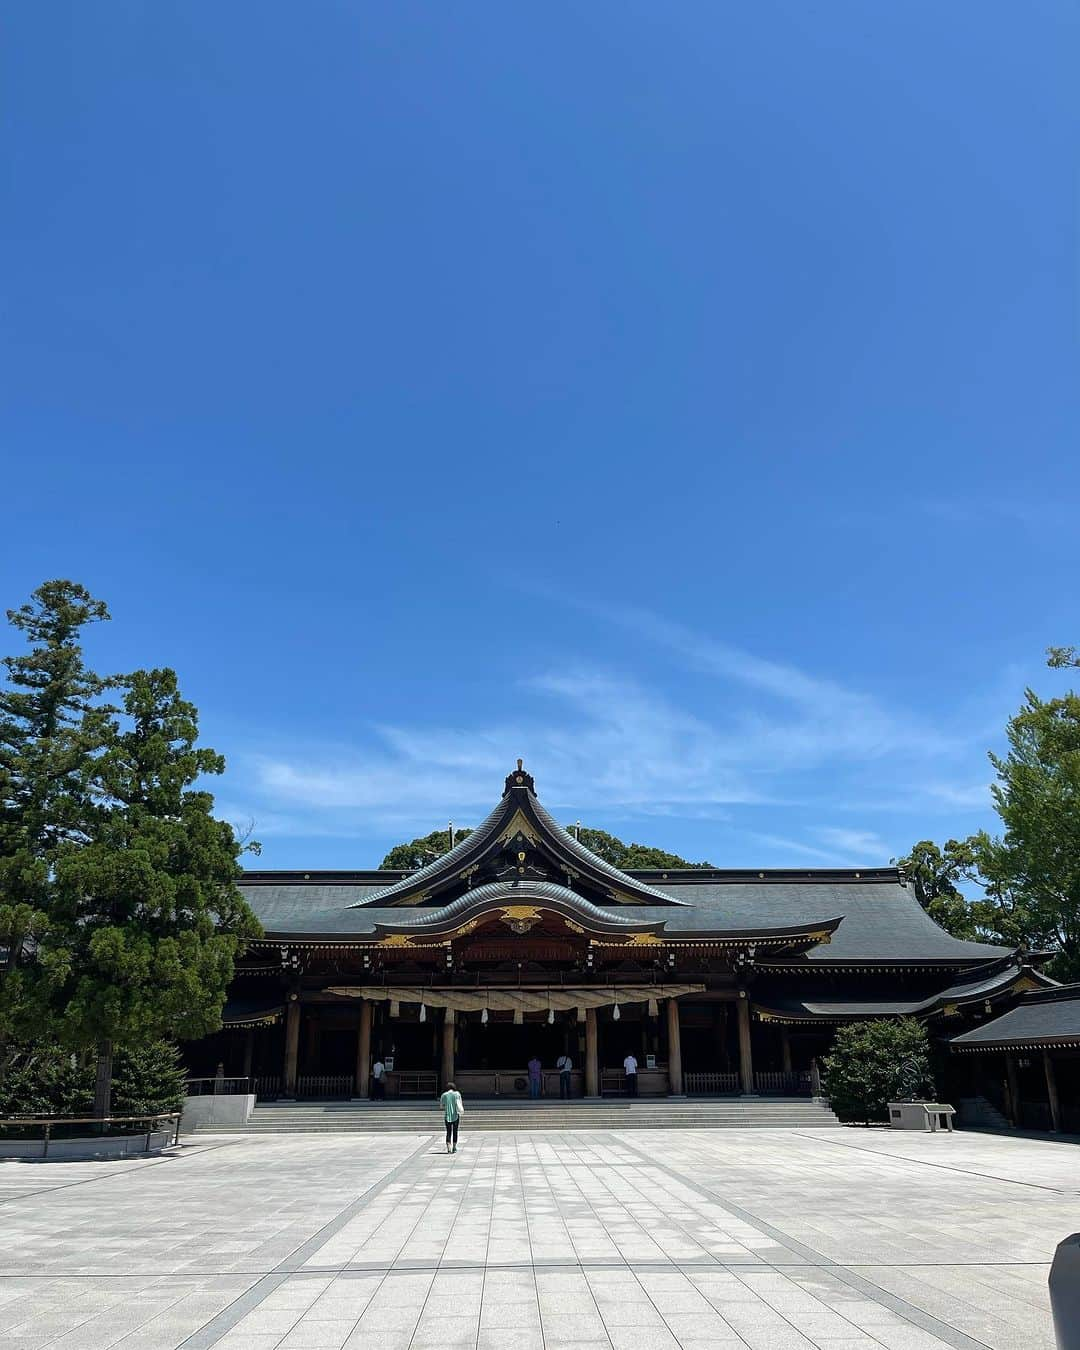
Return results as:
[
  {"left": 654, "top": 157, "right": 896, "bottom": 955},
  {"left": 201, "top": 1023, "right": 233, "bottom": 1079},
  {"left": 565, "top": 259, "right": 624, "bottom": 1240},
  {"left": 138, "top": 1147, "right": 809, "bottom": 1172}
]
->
[{"left": 500, "top": 904, "right": 542, "bottom": 935}]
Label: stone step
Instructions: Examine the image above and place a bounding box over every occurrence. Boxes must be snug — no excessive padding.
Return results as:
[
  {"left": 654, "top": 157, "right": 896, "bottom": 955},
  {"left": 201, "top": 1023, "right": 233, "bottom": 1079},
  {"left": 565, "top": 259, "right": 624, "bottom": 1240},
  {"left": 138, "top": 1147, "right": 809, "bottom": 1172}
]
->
[{"left": 196, "top": 1096, "right": 841, "bottom": 1132}]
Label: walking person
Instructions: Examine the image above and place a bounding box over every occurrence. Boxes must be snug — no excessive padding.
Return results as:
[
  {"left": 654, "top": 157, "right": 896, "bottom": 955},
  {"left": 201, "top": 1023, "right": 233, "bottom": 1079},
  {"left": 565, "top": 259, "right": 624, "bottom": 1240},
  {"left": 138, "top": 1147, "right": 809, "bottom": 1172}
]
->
[
  {"left": 556, "top": 1050, "right": 573, "bottom": 1099},
  {"left": 527, "top": 1054, "right": 543, "bottom": 1099},
  {"left": 371, "top": 1058, "right": 386, "bottom": 1101},
  {"left": 440, "top": 1080, "right": 463, "bottom": 1153},
  {"left": 623, "top": 1050, "right": 639, "bottom": 1097}
]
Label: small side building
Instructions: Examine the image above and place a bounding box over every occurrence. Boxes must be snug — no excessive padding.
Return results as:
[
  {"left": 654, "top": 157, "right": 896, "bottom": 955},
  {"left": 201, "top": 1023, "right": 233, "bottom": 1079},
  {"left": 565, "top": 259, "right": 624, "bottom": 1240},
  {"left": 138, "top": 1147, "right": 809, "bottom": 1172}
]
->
[{"left": 951, "top": 985, "right": 1080, "bottom": 1132}]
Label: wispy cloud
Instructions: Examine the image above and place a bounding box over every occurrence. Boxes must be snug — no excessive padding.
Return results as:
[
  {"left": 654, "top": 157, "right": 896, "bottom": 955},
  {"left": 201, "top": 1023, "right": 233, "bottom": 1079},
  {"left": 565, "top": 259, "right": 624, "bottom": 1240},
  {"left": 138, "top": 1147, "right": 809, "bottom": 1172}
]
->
[
  {"left": 232, "top": 668, "right": 768, "bottom": 839},
  {"left": 589, "top": 604, "right": 958, "bottom": 763},
  {"left": 815, "top": 826, "right": 888, "bottom": 860},
  {"left": 220, "top": 603, "right": 1008, "bottom": 859}
]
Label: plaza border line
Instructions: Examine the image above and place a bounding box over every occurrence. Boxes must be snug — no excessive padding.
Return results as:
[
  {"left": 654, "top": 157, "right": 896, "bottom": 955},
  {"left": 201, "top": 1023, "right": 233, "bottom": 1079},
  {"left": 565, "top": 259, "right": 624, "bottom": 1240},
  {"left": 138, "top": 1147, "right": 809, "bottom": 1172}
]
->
[
  {"left": 610, "top": 1132, "right": 998, "bottom": 1350},
  {"left": 175, "top": 1132, "right": 437, "bottom": 1350},
  {"left": 789, "top": 1127, "right": 1080, "bottom": 1196}
]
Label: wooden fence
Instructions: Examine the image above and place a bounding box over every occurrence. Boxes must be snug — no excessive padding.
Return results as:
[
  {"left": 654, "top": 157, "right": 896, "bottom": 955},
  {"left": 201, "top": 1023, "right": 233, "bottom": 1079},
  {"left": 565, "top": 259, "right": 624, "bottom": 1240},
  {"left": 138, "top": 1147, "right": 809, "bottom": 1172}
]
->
[{"left": 684, "top": 1072, "right": 740, "bottom": 1096}]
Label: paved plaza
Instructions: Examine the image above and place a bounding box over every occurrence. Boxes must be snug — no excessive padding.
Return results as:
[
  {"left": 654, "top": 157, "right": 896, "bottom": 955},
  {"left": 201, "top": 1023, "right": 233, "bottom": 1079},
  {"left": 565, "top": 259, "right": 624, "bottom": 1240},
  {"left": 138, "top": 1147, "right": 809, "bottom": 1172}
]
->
[{"left": 1, "top": 1127, "right": 1074, "bottom": 1350}]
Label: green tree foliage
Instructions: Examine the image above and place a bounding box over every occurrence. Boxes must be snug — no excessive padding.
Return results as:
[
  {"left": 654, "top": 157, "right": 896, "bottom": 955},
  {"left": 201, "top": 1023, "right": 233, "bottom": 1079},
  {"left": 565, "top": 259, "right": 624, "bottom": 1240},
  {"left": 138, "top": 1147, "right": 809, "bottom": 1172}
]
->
[
  {"left": 0, "top": 1042, "right": 94, "bottom": 1117},
  {"left": 381, "top": 828, "right": 474, "bottom": 869},
  {"left": 895, "top": 839, "right": 981, "bottom": 940},
  {"left": 44, "top": 668, "right": 261, "bottom": 1114},
  {"left": 968, "top": 683, "right": 1080, "bottom": 981},
  {"left": 380, "top": 824, "right": 708, "bottom": 870},
  {"left": 1, "top": 582, "right": 260, "bottom": 1116},
  {"left": 822, "top": 1019, "right": 934, "bottom": 1124},
  {"left": 0, "top": 582, "right": 115, "bottom": 1055},
  {"left": 0, "top": 1038, "right": 185, "bottom": 1117},
  {"left": 899, "top": 651, "right": 1080, "bottom": 978},
  {"left": 569, "top": 827, "right": 710, "bottom": 869},
  {"left": 111, "top": 1039, "right": 188, "bottom": 1115}
]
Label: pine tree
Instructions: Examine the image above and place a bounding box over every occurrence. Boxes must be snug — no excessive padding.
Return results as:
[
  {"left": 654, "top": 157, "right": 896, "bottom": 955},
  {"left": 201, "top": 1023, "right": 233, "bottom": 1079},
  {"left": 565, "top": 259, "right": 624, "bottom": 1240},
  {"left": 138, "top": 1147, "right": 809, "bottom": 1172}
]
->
[
  {"left": 0, "top": 582, "right": 114, "bottom": 1063},
  {"left": 45, "top": 668, "right": 261, "bottom": 1116}
]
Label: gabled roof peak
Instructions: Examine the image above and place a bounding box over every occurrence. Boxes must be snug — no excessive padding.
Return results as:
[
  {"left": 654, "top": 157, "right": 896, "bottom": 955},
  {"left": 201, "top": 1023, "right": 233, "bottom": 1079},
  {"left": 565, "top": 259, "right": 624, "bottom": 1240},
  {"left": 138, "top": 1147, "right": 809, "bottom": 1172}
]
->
[
  {"left": 503, "top": 759, "right": 535, "bottom": 796},
  {"left": 349, "top": 766, "right": 684, "bottom": 910}
]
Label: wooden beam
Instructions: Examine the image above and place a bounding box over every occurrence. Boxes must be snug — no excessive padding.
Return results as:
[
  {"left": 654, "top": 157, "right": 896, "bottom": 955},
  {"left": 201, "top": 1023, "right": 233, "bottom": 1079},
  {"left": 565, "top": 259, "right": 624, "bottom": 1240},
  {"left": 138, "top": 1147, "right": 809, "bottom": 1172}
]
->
[
  {"left": 585, "top": 1008, "right": 599, "bottom": 1098},
  {"left": 1005, "top": 1054, "right": 1020, "bottom": 1125},
  {"left": 666, "top": 998, "right": 683, "bottom": 1096},
  {"left": 1043, "top": 1051, "right": 1061, "bottom": 1132},
  {"left": 441, "top": 1007, "right": 456, "bottom": 1089},
  {"left": 283, "top": 999, "right": 300, "bottom": 1099},
  {"left": 738, "top": 995, "right": 755, "bottom": 1094},
  {"left": 355, "top": 1000, "right": 372, "bottom": 1098}
]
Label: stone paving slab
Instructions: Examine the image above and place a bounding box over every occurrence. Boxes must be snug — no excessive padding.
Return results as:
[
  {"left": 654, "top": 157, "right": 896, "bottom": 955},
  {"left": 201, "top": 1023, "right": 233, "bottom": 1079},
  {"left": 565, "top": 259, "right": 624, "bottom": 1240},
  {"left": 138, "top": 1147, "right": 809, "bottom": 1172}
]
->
[{"left": 1, "top": 1127, "right": 1074, "bottom": 1349}]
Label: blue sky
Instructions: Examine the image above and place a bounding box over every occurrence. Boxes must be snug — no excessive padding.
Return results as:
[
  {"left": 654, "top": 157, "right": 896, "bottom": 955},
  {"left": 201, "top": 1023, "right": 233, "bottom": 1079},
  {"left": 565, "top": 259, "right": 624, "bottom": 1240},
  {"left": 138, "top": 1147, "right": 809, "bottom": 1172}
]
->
[{"left": 3, "top": 3, "right": 1078, "bottom": 870}]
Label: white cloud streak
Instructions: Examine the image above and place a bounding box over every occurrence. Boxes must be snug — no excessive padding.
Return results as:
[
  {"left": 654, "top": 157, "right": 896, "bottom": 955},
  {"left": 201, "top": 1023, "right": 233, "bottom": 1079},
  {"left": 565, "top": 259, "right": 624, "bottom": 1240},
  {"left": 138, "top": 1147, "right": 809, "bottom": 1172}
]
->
[{"left": 221, "top": 605, "right": 1004, "bottom": 856}]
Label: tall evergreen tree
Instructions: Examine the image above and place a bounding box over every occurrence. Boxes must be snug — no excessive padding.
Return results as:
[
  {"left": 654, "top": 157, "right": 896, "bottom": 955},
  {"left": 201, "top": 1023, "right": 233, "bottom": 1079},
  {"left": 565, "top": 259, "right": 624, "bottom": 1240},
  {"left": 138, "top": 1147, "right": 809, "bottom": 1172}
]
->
[
  {"left": 0, "top": 582, "right": 114, "bottom": 1060},
  {"left": 894, "top": 839, "right": 980, "bottom": 940},
  {"left": 970, "top": 684, "right": 1080, "bottom": 980},
  {"left": 44, "top": 668, "right": 261, "bottom": 1115}
]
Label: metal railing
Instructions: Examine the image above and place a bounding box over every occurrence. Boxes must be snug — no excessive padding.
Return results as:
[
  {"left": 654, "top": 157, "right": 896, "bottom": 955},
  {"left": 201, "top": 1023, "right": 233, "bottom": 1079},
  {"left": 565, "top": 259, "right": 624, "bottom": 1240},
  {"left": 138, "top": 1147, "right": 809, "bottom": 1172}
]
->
[
  {"left": 0, "top": 1113, "right": 182, "bottom": 1158},
  {"left": 254, "top": 1074, "right": 281, "bottom": 1099},
  {"left": 184, "top": 1076, "right": 251, "bottom": 1097},
  {"left": 685, "top": 1072, "right": 740, "bottom": 1096},
  {"left": 395, "top": 1071, "right": 439, "bottom": 1098},
  {"left": 754, "top": 1070, "right": 813, "bottom": 1096},
  {"left": 297, "top": 1075, "right": 353, "bottom": 1100}
]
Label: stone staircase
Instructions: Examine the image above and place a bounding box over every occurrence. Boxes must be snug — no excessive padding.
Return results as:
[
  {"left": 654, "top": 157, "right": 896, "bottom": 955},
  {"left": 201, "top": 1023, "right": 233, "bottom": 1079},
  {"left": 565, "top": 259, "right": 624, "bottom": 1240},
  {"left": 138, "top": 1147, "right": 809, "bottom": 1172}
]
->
[
  {"left": 956, "top": 1096, "right": 1013, "bottom": 1131},
  {"left": 196, "top": 1096, "right": 842, "bottom": 1133}
]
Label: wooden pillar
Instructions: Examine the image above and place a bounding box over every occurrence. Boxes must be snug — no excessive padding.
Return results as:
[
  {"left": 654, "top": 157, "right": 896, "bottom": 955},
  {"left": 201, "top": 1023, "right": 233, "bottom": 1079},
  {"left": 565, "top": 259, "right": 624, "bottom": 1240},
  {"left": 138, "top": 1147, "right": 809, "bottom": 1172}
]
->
[
  {"left": 715, "top": 1003, "right": 729, "bottom": 1071},
  {"left": 283, "top": 998, "right": 300, "bottom": 1098},
  {"left": 441, "top": 1007, "right": 456, "bottom": 1088},
  {"left": 242, "top": 1027, "right": 254, "bottom": 1084},
  {"left": 585, "top": 1007, "right": 599, "bottom": 1097},
  {"left": 737, "top": 995, "right": 755, "bottom": 1094},
  {"left": 781, "top": 1027, "right": 792, "bottom": 1074},
  {"left": 1005, "top": 1054, "right": 1020, "bottom": 1125},
  {"left": 355, "top": 1000, "right": 372, "bottom": 1098},
  {"left": 666, "top": 998, "right": 683, "bottom": 1096},
  {"left": 1043, "top": 1051, "right": 1061, "bottom": 1132}
]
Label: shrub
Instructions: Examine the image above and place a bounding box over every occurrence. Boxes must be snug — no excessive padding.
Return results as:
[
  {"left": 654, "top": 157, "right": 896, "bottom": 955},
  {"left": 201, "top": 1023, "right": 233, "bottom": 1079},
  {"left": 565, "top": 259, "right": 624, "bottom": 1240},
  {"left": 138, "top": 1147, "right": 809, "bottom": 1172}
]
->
[
  {"left": 112, "top": 1041, "right": 188, "bottom": 1115},
  {"left": 0, "top": 1039, "right": 186, "bottom": 1118},
  {"left": 0, "top": 1044, "right": 94, "bottom": 1116},
  {"left": 822, "top": 1019, "right": 934, "bottom": 1124}
]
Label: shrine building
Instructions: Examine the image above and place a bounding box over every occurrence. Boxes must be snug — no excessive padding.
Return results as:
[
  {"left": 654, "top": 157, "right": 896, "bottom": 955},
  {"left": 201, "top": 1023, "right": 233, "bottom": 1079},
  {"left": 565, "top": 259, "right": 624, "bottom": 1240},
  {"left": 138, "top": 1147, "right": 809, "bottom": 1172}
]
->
[{"left": 186, "top": 762, "right": 1061, "bottom": 1107}]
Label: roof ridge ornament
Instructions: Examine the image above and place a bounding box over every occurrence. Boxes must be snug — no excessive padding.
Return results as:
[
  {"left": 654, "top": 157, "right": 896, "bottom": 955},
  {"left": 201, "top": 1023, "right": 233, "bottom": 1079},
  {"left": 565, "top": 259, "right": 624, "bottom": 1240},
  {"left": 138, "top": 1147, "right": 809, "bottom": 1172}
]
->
[{"left": 503, "top": 758, "right": 535, "bottom": 796}]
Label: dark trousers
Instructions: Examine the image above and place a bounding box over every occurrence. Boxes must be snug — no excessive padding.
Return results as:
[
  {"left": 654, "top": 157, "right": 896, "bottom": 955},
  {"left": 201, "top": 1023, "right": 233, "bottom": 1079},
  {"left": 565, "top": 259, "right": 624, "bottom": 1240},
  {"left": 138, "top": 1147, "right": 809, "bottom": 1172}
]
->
[
  {"left": 372, "top": 1078, "right": 385, "bottom": 1100},
  {"left": 626, "top": 1073, "right": 638, "bottom": 1096},
  {"left": 560, "top": 1071, "right": 572, "bottom": 1099},
  {"left": 445, "top": 1118, "right": 459, "bottom": 1147}
]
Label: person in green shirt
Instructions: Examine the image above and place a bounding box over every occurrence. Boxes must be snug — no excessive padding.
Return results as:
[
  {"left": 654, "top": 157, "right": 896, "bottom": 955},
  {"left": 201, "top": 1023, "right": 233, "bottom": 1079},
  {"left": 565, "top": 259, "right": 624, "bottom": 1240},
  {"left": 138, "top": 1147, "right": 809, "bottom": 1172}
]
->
[{"left": 440, "top": 1081, "right": 464, "bottom": 1153}]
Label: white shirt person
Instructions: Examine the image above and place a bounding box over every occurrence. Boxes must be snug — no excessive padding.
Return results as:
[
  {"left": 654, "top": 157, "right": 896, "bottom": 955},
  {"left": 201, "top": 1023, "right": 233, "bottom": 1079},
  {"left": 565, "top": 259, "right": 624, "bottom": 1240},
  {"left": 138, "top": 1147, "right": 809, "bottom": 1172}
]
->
[{"left": 623, "top": 1053, "right": 639, "bottom": 1096}]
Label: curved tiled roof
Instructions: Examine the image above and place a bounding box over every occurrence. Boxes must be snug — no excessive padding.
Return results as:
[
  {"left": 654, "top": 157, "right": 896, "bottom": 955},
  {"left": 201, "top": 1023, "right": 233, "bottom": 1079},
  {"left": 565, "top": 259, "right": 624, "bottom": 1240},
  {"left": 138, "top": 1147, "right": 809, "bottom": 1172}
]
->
[
  {"left": 353, "top": 797, "right": 508, "bottom": 907},
  {"left": 237, "top": 874, "right": 1010, "bottom": 961},
  {"left": 351, "top": 787, "right": 681, "bottom": 908},
  {"left": 388, "top": 880, "right": 645, "bottom": 929},
  {"left": 528, "top": 798, "right": 685, "bottom": 904},
  {"left": 951, "top": 985, "right": 1080, "bottom": 1048},
  {"left": 755, "top": 961, "right": 1049, "bottom": 1021}
]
